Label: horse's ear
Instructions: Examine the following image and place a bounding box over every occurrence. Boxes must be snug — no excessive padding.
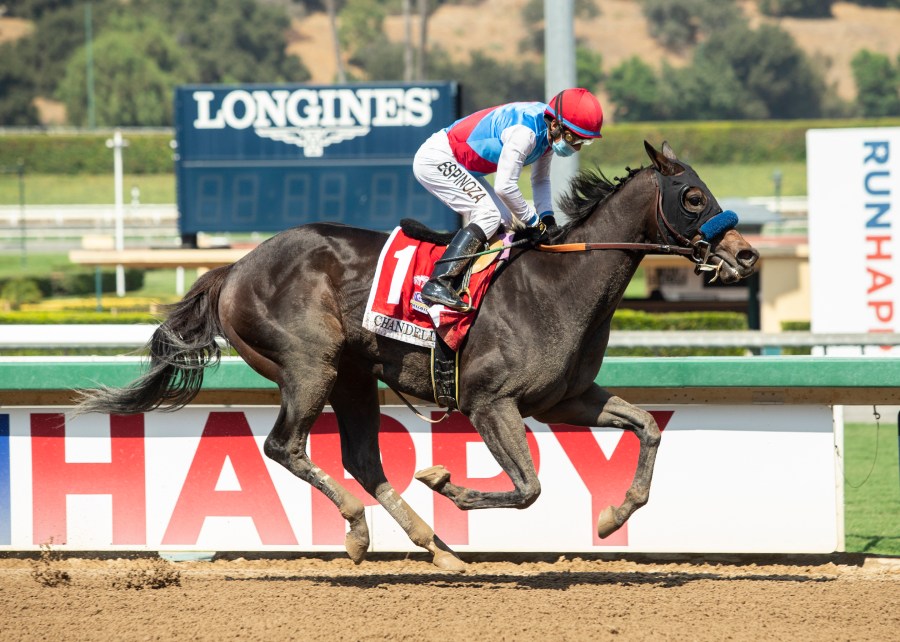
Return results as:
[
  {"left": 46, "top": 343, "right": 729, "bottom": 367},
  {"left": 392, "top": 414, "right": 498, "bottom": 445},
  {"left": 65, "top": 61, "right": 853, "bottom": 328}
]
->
[
  {"left": 661, "top": 141, "right": 678, "bottom": 161},
  {"left": 644, "top": 140, "right": 684, "bottom": 175}
]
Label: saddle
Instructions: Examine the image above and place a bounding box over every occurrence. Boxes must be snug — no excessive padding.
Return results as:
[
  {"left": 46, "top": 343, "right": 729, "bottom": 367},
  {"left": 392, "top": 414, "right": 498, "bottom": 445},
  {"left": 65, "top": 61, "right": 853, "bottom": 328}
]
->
[{"left": 377, "top": 219, "right": 510, "bottom": 410}]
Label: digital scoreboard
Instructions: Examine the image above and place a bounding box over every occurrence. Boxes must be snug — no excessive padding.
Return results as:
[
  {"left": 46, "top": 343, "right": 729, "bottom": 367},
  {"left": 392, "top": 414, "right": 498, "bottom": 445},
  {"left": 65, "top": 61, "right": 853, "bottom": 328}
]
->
[{"left": 174, "top": 82, "right": 460, "bottom": 243}]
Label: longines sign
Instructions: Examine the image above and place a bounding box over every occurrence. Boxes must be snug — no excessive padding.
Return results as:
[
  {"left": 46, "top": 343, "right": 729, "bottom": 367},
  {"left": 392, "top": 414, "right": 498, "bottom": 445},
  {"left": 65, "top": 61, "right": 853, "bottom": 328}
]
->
[
  {"left": 190, "top": 86, "right": 442, "bottom": 157},
  {"left": 173, "top": 82, "right": 459, "bottom": 235}
]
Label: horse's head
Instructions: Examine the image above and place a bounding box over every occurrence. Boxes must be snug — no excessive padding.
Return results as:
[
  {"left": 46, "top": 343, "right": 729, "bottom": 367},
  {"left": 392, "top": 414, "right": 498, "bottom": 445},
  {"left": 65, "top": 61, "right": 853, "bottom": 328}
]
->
[{"left": 644, "top": 141, "right": 759, "bottom": 284}]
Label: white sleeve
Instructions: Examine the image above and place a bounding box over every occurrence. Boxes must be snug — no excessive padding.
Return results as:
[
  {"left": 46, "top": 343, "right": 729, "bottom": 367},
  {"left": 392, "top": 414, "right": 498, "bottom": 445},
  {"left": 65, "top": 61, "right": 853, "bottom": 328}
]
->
[
  {"left": 496, "top": 125, "right": 539, "bottom": 227},
  {"left": 530, "top": 151, "right": 553, "bottom": 218}
]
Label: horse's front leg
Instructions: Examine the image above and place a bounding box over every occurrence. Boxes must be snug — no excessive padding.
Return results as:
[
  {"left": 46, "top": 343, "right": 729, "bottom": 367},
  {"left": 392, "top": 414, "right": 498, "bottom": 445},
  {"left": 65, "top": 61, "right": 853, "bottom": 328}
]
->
[
  {"left": 535, "top": 385, "right": 661, "bottom": 538},
  {"left": 415, "top": 400, "right": 541, "bottom": 510}
]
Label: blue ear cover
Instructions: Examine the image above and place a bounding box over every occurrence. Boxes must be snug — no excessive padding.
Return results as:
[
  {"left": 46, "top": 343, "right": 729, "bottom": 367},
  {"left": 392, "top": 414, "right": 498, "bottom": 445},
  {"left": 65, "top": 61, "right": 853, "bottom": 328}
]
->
[{"left": 699, "top": 210, "right": 739, "bottom": 242}]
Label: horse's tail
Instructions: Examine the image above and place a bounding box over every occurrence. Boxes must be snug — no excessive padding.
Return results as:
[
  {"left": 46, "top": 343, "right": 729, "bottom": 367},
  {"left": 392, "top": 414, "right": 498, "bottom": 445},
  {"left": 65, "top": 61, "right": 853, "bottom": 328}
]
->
[{"left": 75, "top": 265, "right": 232, "bottom": 416}]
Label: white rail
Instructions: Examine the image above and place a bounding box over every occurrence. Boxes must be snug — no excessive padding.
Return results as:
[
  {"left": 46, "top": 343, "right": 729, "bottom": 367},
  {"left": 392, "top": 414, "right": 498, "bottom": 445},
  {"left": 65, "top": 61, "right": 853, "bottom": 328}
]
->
[
  {"left": 3, "top": 326, "right": 900, "bottom": 350},
  {"left": 608, "top": 331, "right": 900, "bottom": 349},
  {"left": 0, "top": 324, "right": 157, "bottom": 349},
  {"left": 0, "top": 204, "right": 177, "bottom": 227}
]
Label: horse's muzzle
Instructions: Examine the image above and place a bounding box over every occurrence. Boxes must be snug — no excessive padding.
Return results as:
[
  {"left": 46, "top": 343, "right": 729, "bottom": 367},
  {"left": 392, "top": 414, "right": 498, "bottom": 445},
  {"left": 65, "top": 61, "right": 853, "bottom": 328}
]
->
[{"left": 708, "top": 229, "right": 760, "bottom": 284}]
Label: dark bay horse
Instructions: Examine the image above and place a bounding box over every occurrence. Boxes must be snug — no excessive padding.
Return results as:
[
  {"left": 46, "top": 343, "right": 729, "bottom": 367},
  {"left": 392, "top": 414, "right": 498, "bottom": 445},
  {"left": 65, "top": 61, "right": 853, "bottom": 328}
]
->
[{"left": 76, "top": 142, "right": 759, "bottom": 571}]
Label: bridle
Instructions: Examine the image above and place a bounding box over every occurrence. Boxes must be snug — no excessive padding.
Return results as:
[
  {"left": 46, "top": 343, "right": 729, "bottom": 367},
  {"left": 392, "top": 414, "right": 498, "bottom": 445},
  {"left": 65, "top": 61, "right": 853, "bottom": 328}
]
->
[{"left": 535, "top": 170, "right": 726, "bottom": 277}]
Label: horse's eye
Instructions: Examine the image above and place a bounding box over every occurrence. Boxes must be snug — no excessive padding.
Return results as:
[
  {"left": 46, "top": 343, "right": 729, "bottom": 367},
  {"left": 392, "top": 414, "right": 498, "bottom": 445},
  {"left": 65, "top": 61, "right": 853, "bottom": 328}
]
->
[{"left": 683, "top": 187, "right": 707, "bottom": 214}]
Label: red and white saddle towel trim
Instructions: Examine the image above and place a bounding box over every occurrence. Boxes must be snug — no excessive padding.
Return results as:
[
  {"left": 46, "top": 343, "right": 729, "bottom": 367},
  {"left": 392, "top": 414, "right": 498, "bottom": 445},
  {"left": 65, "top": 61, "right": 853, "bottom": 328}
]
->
[{"left": 362, "top": 227, "right": 502, "bottom": 351}]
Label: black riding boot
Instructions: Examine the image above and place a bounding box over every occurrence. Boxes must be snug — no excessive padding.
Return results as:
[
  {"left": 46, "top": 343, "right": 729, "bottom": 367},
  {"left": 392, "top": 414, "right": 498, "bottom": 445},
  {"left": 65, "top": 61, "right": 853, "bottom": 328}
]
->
[{"left": 421, "top": 223, "right": 488, "bottom": 311}]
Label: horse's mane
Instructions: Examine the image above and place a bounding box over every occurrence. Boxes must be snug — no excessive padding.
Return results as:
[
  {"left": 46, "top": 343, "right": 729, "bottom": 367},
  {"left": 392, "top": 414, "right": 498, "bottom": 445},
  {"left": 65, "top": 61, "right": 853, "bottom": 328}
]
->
[{"left": 557, "top": 165, "right": 645, "bottom": 229}]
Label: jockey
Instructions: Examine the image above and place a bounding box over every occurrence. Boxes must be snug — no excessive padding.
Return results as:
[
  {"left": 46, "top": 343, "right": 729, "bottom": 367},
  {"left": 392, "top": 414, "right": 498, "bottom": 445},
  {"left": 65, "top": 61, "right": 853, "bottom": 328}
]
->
[{"left": 413, "top": 87, "right": 604, "bottom": 311}]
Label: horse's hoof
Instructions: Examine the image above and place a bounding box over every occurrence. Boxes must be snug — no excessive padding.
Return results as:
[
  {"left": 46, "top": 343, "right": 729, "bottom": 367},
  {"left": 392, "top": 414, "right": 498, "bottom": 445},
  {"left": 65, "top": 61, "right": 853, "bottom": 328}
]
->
[
  {"left": 597, "top": 505, "right": 621, "bottom": 539},
  {"left": 415, "top": 465, "right": 451, "bottom": 490},
  {"left": 345, "top": 532, "right": 369, "bottom": 564},
  {"left": 433, "top": 549, "right": 466, "bottom": 573}
]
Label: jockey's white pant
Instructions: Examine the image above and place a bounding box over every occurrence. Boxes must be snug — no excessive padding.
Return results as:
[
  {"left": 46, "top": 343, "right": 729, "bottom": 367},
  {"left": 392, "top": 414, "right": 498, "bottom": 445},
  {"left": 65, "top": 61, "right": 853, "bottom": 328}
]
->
[{"left": 412, "top": 130, "right": 511, "bottom": 238}]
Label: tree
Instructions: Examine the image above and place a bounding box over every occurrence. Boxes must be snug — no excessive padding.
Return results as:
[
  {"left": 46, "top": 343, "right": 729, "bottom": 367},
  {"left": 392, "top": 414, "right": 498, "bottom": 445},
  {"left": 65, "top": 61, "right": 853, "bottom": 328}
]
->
[
  {"left": 851, "top": 49, "right": 900, "bottom": 117},
  {"left": 576, "top": 47, "right": 604, "bottom": 92},
  {"left": 640, "top": 0, "right": 742, "bottom": 51},
  {"left": 57, "top": 15, "right": 197, "bottom": 126},
  {"left": 849, "top": 0, "right": 900, "bottom": 6},
  {"left": 14, "top": 2, "right": 115, "bottom": 96},
  {"left": 695, "top": 23, "right": 827, "bottom": 119},
  {"left": 5, "top": 0, "right": 310, "bottom": 126},
  {"left": 131, "top": 0, "right": 309, "bottom": 84},
  {"left": 428, "top": 49, "right": 544, "bottom": 114},
  {"left": 663, "top": 59, "right": 763, "bottom": 120},
  {"left": 640, "top": 0, "right": 700, "bottom": 51},
  {"left": 758, "top": 0, "right": 836, "bottom": 17},
  {"left": 338, "top": 0, "right": 406, "bottom": 80},
  {"left": 338, "top": 0, "right": 387, "bottom": 54},
  {"left": 5, "top": 0, "right": 81, "bottom": 20},
  {"left": 349, "top": 40, "right": 407, "bottom": 81},
  {"left": 605, "top": 21, "right": 830, "bottom": 121},
  {"left": 605, "top": 57, "right": 666, "bottom": 121},
  {"left": 0, "top": 44, "right": 40, "bottom": 126}
]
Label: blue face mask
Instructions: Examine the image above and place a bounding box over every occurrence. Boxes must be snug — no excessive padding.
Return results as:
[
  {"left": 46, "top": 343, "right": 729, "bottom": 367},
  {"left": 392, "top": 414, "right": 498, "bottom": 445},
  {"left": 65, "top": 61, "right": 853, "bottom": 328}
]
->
[{"left": 552, "top": 138, "right": 576, "bottom": 158}]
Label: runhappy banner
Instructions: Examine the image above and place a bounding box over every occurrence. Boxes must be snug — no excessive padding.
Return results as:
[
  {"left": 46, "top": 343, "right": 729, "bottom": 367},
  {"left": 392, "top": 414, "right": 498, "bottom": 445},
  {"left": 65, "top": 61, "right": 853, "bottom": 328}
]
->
[{"left": 807, "top": 127, "right": 900, "bottom": 350}]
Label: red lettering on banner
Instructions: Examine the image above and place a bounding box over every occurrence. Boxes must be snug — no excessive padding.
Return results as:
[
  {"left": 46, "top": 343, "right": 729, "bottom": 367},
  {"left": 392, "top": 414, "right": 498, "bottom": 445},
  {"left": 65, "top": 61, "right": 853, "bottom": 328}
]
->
[
  {"left": 866, "top": 235, "right": 892, "bottom": 260},
  {"left": 162, "top": 412, "right": 296, "bottom": 545},
  {"left": 31, "top": 413, "right": 146, "bottom": 545},
  {"left": 869, "top": 300, "right": 894, "bottom": 323},
  {"left": 309, "top": 413, "right": 416, "bottom": 545},
  {"left": 549, "top": 411, "right": 672, "bottom": 546},
  {"left": 867, "top": 267, "right": 893, "bottom": 294},
  {"left": 431, "top": 414, "right": 540, "bottom": 545}
]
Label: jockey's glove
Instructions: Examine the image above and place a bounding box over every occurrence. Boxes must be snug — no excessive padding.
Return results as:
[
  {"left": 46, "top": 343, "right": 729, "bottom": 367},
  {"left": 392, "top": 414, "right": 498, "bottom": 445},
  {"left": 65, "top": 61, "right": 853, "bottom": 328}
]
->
[
  {"left": 541, "top": 215, "right": 560, "bottom": 235},
  {"left": 516, "top": 220, "right": 551, "bottom": 246}
]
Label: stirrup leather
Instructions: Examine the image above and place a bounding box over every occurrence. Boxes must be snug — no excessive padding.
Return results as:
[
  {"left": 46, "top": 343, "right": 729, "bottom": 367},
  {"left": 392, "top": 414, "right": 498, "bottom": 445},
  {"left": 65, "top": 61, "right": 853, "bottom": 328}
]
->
[{"left": 431, "top": 335, "right": 459, "bottom": 410}]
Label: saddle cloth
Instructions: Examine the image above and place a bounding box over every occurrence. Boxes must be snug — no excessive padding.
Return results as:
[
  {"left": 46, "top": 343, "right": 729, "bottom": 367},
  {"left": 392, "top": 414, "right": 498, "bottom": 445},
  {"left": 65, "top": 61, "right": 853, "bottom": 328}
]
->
[{"left": 362, "top": 226, "right": 505, "bottom": 351}]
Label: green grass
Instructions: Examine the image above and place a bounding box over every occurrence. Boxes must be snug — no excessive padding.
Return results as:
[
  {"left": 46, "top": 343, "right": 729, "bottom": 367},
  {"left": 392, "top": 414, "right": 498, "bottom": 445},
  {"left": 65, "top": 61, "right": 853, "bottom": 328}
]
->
[
  {"left": 1, "top": 251, "right": 196, "bottom": 301},
  {"left": 690, "top": 161, "right": 806, "bottom": 198},
  {"left": 844, "top": 421, "right": 900, "bottom": 556},
  {"left": 0, "top": 251, "right": 70, "bottom": 278},
  {"left": 0, "top": 173, "right": 175, "bottom": 205},
  {"left": 138, "top": 267, "right": 199, "bottom": 298}
]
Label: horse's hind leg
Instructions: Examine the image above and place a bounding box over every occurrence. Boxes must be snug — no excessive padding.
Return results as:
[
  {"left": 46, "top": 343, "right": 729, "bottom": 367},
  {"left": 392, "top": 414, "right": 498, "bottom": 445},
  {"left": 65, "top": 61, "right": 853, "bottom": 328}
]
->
[
  {"left": 219, "top": 265, "right": 372, "bottom": 561},
  {"left": 262, "top": 370, "right": 372, "bottom": 563},
  {"left": 329, "top": 365, "right": 465, "bottom": 572}
]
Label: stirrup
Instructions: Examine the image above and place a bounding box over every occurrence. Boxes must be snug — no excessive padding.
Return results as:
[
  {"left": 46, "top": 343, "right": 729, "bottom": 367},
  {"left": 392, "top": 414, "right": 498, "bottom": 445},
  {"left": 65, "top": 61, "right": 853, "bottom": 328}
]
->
[{"left": 422, "top": 281, "right": 471, "bottom": 312}]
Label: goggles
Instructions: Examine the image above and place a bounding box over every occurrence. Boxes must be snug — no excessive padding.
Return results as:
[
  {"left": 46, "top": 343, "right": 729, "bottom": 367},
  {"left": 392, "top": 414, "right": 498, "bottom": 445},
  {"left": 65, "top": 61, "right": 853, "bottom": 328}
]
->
[{"left": 561, "top": 129, "right": 593, "bottom": 147}]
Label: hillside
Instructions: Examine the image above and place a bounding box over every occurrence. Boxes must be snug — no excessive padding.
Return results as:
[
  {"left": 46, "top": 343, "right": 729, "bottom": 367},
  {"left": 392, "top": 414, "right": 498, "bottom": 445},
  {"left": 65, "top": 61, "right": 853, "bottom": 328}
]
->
[
  {"left": 289, "top": 0, "right": 900, "bottom": 104},
  {"left": 4, "top": 0, "right": 900, "bottom": 125}
]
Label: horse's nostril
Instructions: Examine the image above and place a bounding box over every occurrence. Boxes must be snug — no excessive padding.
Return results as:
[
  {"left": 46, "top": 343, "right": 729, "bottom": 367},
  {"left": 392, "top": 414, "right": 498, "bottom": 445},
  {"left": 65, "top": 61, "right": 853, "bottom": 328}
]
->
[{"left": 738, "top": 248, "right": 760, "bottom": 266}]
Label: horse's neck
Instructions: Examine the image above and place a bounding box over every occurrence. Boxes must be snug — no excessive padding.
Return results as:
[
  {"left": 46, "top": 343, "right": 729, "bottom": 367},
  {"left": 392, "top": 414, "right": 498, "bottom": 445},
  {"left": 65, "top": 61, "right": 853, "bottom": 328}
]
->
[
  {"left": 567, "top": 171, "right": 658, "bottom": 246},
  {"left": 539, "top": 172, "right": 657, "bottom": 331}
]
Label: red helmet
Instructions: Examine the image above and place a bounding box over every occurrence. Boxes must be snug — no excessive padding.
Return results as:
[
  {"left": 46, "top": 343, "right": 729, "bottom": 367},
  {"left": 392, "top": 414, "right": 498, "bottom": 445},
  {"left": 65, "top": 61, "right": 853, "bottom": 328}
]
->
[{"left": 544, "top": 88, "right": 603, "bottom": 139}]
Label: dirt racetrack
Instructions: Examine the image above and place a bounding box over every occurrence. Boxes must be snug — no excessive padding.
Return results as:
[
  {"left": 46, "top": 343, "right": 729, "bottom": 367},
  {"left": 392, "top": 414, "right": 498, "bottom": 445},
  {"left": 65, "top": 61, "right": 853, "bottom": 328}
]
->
[{"left": 1, "top": 553, "right": 898, "bottom": 641}]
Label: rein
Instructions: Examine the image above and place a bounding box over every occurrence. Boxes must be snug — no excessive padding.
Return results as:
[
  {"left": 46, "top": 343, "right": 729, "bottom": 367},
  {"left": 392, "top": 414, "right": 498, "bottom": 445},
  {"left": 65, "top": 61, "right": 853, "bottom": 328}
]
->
[
  {"left": 433, "top": 171, "right": 733, "bottom": 283},
  {"left": 535, "top": 241, "right": 693, "bottom": 256},
  {"left": 442, "top": 178, "right": 721, "bottom": 271}
]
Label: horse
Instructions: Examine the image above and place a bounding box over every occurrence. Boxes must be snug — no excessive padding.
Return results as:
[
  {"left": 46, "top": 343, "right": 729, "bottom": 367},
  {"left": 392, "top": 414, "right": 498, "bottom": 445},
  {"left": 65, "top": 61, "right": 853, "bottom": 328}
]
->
[{"left": 75, "top": 141, "right": 759, "bottom": 571}]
